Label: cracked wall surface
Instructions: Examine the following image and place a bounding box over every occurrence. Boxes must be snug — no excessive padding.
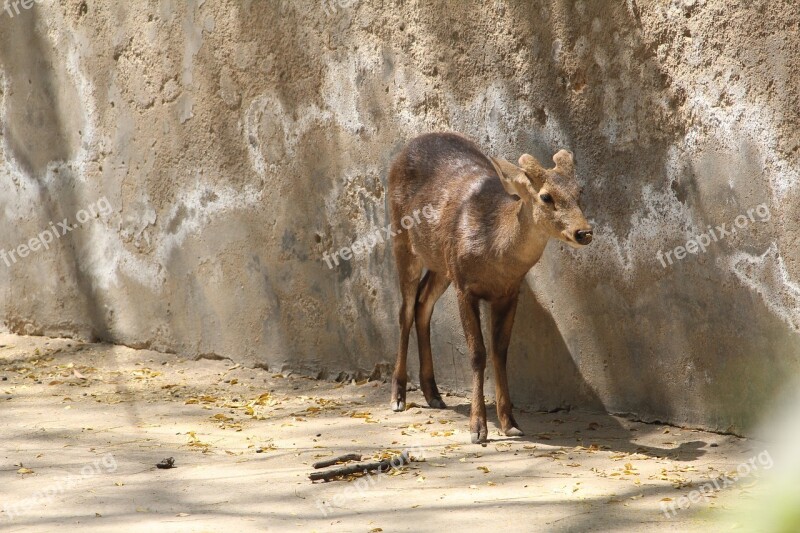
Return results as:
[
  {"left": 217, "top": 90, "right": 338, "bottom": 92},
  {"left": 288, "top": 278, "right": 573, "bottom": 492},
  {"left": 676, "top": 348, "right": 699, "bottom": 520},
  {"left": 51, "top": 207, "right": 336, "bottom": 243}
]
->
[{"left": 0, "top": 0, "right": 798, "bottom": 434}]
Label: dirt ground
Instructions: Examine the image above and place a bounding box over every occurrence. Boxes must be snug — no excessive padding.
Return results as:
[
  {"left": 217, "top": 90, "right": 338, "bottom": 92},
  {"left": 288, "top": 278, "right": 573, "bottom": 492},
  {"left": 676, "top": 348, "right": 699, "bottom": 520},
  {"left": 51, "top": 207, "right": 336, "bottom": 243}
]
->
[{"left": 0, "top": 334, "right": 769, "bottom": 532}]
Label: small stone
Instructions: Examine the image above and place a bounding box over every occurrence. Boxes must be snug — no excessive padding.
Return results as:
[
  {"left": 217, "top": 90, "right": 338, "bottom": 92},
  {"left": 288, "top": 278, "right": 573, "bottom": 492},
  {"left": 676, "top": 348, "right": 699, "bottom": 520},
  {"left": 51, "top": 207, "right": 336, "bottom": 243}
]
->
[{"left": 156, "top": 457, "right": 175, "bottom": 469}]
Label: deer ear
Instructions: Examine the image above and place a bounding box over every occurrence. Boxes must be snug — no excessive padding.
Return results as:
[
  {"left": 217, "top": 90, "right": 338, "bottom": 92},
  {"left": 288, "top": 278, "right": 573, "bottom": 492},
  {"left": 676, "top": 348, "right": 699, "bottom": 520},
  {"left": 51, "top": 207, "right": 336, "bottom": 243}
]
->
[
  {"left": 552, "top": 149, "right": 575, "bottom": 176},
  {"left": 490, "top": 157, "right": 532, "bottom": 200},
  {"left": 518, "top": 154, "right": 547, "bottom": 190}
]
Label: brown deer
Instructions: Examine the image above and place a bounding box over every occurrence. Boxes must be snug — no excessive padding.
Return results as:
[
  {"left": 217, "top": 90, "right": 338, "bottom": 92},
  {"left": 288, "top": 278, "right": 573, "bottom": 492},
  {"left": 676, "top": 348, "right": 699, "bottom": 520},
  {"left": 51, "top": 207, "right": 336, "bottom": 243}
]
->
[{"left": 388, "top": 132, "right": 593, "bottom": 444}]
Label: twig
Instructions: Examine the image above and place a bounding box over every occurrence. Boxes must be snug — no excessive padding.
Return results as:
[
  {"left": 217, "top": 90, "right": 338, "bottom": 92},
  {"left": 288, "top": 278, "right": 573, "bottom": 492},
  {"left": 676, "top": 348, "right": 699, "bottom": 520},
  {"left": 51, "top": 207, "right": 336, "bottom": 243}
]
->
[
  {"left": 309, "top": 453, "right": 410, "bottom": 482},
  {"left": 312, "top": 453, "right": 362, "bottom": 469}
]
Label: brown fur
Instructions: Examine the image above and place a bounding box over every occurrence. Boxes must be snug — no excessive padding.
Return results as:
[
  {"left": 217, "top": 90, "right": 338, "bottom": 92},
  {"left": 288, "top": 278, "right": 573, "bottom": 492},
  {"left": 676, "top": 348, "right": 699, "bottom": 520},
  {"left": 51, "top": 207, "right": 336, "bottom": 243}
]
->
[{"left": 388, "top": 132, "right": 592, "bottom": 443}]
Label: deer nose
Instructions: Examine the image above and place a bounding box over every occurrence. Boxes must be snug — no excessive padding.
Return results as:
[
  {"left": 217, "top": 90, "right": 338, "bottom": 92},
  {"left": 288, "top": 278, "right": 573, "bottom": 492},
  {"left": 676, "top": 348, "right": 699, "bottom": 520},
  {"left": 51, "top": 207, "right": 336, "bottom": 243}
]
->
[{"left": 575, "top": 229, "right": 593, "bottom": 245}]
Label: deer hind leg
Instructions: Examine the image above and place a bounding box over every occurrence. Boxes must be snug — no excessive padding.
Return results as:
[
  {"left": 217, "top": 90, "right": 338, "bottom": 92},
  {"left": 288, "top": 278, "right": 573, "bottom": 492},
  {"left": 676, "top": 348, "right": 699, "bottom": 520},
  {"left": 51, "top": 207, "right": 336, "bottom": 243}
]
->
[
  {"left": 490, "top": 295, "right": 523, "bottom": 436},
  {"left": 390, "top": 237, "right": 422, "bottom": 412},
  {"left": 456, "top": 289, "right": 488, "bottom": 443},
  {"left": 415, "top": 270, "right": 450, "bottom": 409}
]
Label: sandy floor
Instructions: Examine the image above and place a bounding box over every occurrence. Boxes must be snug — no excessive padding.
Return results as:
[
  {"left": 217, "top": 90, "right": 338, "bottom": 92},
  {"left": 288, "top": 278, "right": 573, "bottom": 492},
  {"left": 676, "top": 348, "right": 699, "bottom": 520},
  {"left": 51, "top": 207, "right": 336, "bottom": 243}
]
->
[{"left": 0, "top": 334, "right": 768, "bottom": 532}]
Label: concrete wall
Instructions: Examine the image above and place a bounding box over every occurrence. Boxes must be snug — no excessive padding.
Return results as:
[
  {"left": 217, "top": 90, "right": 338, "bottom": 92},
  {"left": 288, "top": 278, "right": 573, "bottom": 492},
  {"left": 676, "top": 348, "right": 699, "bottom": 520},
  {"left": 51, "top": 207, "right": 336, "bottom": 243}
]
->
[{"left": 0, "top": 0, "right": 798, "bottom": 435}]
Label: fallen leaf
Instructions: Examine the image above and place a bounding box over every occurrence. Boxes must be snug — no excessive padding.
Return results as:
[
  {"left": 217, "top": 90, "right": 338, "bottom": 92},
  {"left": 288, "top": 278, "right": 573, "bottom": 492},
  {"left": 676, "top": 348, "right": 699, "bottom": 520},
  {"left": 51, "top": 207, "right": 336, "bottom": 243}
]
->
[{"left": 251, "top": 393, "right": 272, "bottom": 406}]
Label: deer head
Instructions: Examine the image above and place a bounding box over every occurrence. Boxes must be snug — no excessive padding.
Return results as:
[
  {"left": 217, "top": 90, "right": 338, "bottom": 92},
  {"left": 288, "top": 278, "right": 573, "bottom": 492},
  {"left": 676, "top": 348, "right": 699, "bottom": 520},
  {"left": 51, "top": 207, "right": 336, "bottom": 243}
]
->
[{"left": 490, "top": 150, "right": 593, "bottom": 247}]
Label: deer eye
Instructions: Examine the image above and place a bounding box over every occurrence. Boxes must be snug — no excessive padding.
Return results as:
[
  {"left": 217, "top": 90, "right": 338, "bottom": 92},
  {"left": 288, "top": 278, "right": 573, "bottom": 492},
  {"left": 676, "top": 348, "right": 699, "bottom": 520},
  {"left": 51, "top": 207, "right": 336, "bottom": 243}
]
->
[{"left": 540, "top": 193, "right": 553, "bottom": 204}]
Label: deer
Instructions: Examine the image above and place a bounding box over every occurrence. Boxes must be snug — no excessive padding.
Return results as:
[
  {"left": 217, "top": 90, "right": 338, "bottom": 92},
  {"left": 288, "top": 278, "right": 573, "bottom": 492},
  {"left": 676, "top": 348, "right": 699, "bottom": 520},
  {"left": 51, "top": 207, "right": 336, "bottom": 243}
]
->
[{"left": 387, "top": 132, "right": 593, "bottom": 444}]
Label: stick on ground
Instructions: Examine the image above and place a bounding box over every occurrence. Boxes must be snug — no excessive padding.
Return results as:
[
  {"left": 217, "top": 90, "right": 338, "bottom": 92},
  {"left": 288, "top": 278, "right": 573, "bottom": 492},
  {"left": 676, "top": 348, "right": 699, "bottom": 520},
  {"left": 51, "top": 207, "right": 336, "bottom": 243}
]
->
[
  {"left": 312, "top": 453, "right": 362, "bottom": 469},
  {"left": 309, "top": 452, "right": 410, "bottom": 482}
]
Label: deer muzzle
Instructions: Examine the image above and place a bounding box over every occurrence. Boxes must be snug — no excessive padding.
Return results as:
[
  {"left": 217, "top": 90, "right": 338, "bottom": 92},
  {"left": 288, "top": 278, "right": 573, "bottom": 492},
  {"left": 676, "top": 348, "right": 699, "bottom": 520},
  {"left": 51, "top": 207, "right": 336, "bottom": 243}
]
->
[{"left": 575, "top": 229, "right": 593, "bottom": 245}]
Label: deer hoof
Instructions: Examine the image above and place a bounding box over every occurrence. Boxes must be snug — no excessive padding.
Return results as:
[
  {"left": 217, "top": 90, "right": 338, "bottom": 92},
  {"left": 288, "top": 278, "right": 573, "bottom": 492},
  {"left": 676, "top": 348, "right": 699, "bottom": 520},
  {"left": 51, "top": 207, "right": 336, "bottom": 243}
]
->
[
  {"left": 470, "top": 431, "right": 488, "bottom": 444},
  {"left": 427, "top": 397, "right": 447, "bottom": 409},
  {"left": 391, "top": 400, "right": 406, "bottom": 412},
  {"left": 505, "top": 427, "right": 524, "bottom": 437}
]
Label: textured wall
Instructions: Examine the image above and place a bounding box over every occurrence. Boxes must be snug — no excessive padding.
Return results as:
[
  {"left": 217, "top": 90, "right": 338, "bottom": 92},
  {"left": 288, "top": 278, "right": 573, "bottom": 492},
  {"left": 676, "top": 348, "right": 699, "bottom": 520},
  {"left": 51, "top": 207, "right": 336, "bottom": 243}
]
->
[{"left": 0, "top": 0, "right": 798, "bottom": 435}]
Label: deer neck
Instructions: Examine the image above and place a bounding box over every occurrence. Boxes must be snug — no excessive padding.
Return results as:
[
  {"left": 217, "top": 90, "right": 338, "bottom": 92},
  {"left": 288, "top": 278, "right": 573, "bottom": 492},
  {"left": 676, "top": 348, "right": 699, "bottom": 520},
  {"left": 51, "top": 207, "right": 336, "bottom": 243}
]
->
[{"left": 498, "top": 199, "right": 549, "bottom": 270}]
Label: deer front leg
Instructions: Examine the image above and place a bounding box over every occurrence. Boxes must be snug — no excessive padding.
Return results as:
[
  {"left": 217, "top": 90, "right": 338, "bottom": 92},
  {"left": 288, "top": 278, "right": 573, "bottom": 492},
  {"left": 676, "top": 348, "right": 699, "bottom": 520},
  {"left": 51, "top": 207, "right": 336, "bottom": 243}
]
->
[
  {"left": 490, "top": 294, "right": 523, "bottom": 436},
  {"left": 456, "top": 289, "right": 488, "bottom": 444}
]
